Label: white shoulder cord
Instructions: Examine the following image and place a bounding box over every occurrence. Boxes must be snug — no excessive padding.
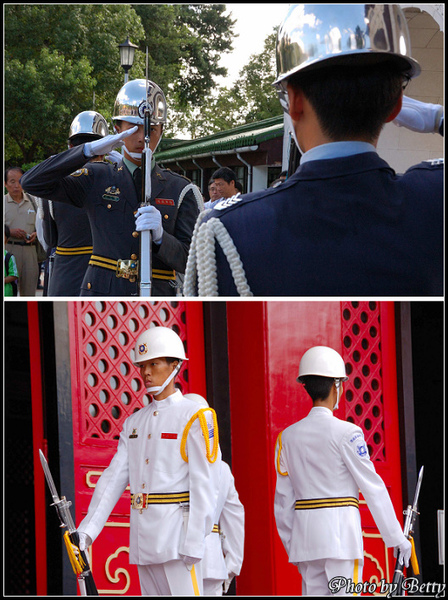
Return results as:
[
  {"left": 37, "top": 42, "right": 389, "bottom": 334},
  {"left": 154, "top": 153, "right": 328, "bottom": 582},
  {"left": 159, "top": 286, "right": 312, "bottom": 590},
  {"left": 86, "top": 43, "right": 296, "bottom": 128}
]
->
[
  {"left": 178, "top": 183, "right": 204, "bottom": 212},
  {"left": 184, "top": 211, "right": 253, "bottom": 297}
]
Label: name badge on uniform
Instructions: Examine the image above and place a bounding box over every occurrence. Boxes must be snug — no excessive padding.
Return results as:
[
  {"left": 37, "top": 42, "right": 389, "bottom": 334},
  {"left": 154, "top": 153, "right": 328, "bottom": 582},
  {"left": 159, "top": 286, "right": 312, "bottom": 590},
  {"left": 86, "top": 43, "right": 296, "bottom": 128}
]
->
[
  {"left": 129, "top": 428, "right": 138, "bottom": 439},
  {"left": 161, "top": 433, "right": 178, "bottom": 439},
  {"left": 155, "top": 198, "right": 175, "bottom": 206}
]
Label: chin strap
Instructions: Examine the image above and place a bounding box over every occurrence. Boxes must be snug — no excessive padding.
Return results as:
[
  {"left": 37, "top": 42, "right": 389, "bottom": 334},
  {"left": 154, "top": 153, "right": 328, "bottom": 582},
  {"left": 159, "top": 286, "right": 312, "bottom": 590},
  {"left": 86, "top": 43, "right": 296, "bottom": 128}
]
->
[{"left": 146, "top": 361, "right": 182, "bottom": 397}]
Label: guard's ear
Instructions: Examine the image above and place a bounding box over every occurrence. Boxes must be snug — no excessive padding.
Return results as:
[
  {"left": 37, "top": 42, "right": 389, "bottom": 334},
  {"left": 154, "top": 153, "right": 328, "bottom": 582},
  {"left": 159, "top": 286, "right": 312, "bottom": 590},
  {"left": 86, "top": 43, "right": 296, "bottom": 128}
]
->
[
  {"left": 286, "top": 83, "right": 306, "bottom": 122},
  {"left": 385, "top": 93, "right": 403, "bottom": 123}
]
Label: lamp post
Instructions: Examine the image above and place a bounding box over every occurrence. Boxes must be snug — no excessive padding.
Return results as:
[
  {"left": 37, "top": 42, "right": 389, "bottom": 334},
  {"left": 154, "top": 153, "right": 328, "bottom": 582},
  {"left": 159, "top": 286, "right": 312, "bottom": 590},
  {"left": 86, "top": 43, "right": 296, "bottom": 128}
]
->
[{"left": 118, "top": 36, "right": 138, "bottom": 83}]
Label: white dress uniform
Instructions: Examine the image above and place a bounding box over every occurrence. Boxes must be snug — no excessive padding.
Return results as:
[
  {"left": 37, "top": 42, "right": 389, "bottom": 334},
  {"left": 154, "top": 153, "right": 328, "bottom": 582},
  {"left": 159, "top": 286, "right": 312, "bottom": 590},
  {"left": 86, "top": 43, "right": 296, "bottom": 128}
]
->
[
  {"left": 274, "top": 406, "right": 406, "bottom": 595},
  {"left": 202, "top": 461, "right": 245, "bottom": 595},
  {"left": 78, "top": 390, "right": 221, "bottom": 595}
]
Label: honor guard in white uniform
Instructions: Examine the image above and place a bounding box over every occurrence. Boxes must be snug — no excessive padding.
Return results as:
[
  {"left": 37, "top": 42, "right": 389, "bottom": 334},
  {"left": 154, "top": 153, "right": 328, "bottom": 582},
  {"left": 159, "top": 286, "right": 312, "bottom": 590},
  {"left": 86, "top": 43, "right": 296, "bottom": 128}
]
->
[
  {"left": 274, "top": 346, "right": 411, "bottom": 596},
  {"left": 77, "top": 328, "right": 221, "bottom": 595},
  {"left": 185, "top": 394, "right": 245, "bottom": 595}
]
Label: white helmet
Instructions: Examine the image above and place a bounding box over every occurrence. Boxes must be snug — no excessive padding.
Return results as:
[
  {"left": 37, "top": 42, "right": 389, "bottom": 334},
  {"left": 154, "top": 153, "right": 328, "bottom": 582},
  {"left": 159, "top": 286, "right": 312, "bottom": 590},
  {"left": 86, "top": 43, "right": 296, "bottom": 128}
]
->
[
  {"left": 184, "top": 393, "right": 209, "bottom": 408},
  {"left": 112, "top": 78, "right": 167, "bottom": 126},
  {"left": 275, "top": 4, "right": 420, "bottom": 87},
  {"left": 132, "top": 327, "right": 187, "bottom": 397},
  {"left": 132, "top": 326, "right": 187, "bottom": 366},
  {"left": 298, "top": 346, "right": 348, "bottom": 409},
  {"left": 297, "top": 346, "right": 348, "bottom": 382}
]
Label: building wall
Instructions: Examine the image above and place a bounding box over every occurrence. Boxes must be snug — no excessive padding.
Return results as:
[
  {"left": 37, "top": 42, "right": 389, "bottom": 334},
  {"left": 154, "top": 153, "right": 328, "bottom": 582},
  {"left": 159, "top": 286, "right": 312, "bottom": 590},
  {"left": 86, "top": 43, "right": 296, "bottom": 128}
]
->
[{"left": 377, "top": 6, "right": 444, "bottom": 172}]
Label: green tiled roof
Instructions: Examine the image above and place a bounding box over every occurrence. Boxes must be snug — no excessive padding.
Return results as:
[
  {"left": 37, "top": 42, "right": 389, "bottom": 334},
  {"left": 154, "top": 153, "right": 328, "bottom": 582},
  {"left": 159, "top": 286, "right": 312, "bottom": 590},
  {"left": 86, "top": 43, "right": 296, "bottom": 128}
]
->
[{"left": 156, "top": 115, "right": 284, "bottom": 162}]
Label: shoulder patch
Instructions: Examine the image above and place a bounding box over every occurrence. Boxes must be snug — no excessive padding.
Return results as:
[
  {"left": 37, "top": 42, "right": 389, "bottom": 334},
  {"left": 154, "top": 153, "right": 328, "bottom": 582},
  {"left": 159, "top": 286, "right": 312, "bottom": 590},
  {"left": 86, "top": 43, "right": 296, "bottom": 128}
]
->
[
  {"left": 214, "top": 194, "right": 243, "bottom": 211},
  {"left": 70, "top": 167, "right": 89, "bottom": 177}
]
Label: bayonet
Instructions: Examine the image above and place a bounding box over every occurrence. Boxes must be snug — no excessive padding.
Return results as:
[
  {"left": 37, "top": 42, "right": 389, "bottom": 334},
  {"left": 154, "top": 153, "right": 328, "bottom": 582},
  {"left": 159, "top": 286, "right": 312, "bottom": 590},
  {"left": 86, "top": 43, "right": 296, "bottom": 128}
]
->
[
  {"left": 39, "top": 449, "right": 98, "bottom": 595},
  {"left": 391, "top": 466, "right": 424, "bottom": 596}
]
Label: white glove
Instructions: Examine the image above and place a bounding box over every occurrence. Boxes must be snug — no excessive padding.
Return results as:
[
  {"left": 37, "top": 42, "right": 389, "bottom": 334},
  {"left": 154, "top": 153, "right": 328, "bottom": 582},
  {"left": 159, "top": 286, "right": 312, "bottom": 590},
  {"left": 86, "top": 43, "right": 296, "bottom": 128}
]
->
[
  {"left": 135, "top": 205, "right": 163, "bottom": 244},
  {"left": 106, "top": 149, "right": 123, "bottom": 165},
  {"left": 393, "top": 95, "right": 443, "bottom": 134},
  {"left": 77, "top": 531, "right": 92, "bottom": 552},
  {"left": 84, "top": 126, "right": 138, "bottom": 158},
  {"left": 393, "top": 538, "right": 412, "bottom": 567}
]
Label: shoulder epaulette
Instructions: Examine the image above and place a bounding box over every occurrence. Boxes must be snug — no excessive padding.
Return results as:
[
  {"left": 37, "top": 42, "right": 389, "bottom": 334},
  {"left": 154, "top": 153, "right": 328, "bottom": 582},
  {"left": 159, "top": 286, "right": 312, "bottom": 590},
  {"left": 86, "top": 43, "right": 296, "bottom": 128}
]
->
[
  {"left": 422, "top": 158, "right": 444, "bottom": 166},
  {"left": 161, "top": 167, "right": 192, "bottom": 183}
]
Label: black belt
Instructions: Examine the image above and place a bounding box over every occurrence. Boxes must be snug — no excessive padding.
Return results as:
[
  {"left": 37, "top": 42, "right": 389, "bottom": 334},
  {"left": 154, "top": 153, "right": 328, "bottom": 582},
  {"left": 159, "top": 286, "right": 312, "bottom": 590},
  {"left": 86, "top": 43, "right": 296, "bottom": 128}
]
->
[
  {"left": 295, "top": 497, "right": 359, "bottom": 510},
  {"left": 8, "top": 240, "right": 35, "bottom": 246}
]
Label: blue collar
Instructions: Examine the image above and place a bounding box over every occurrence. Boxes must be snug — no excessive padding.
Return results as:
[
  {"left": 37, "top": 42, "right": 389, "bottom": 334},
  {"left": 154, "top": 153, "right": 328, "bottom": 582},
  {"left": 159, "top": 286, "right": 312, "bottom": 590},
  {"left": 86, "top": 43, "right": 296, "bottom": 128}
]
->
[{"left": 300, "top": 142, "right": 377, "bottom": 165}]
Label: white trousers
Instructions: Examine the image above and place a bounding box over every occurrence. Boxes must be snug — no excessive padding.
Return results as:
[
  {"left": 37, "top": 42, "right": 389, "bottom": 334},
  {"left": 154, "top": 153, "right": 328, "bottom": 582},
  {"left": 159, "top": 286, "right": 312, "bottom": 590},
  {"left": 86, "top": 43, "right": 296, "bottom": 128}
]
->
[
  {"left": 297, "top": 558, "right": 364, "bottom": 596},
  {"left": 138, "top": 560, "right": 203, "bottom": 596}
]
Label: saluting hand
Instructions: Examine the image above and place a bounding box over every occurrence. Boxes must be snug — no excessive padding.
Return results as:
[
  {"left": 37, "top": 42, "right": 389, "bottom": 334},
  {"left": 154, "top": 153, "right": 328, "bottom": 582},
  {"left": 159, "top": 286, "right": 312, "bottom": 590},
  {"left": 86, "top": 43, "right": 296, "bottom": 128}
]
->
[{"left": 84, "top": 126, "right": 138, "bottom": 158}]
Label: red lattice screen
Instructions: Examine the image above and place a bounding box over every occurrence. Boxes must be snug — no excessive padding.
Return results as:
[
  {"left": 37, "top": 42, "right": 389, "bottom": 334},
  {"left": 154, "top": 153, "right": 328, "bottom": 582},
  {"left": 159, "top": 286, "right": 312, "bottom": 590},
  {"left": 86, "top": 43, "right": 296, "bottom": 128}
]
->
[
  {"left": 77, "top": 301, "right": 190, "bottom": 445},
  {"left": 341, "top": 301, "right": 385, "bottom": 462}
]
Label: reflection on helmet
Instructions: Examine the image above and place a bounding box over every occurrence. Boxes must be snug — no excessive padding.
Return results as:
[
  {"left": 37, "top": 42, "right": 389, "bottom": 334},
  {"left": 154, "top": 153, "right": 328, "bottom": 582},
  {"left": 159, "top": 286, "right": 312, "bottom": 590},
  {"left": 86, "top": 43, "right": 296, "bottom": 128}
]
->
[
  {"left": 113, "top": 78, "right": 167, "bottom": 126},
  {"left": 131, "top": 326, "right": 187, "bottom": 366},
  {"left": 69, "top": 111, "right": 109, "bottom": 141},
  {"left": 275, "top": 4, "right": 420, "bottom": 86},
  {"left": 297, "top": 346, "right": 348, "bottom": 382}
]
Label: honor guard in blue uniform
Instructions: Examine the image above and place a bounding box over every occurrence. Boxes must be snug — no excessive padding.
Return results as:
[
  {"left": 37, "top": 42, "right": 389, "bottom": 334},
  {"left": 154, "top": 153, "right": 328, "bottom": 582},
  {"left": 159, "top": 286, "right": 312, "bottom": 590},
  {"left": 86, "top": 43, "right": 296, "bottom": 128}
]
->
[
  {"left": 184, "top": 4, "right": 443, "bottom": 297},
  {"left": 41, "top": 111, "right": 109, "bottom": 296},
  {"left": 21, "top": 79, "right": 202, "bottom": 296}
]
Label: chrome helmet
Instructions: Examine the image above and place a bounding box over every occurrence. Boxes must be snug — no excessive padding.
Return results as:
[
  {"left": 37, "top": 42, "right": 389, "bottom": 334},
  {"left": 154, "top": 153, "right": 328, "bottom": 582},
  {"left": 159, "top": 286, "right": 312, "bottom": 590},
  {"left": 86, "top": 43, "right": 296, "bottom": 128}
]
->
[
  {"left": 275, "top": 4, "right": 420, "bottom": 87},
  {"left": 112, "top": 78, "right": 167, "bottom": 126},
  {"left": 68, "top": 111, "right": 109, "bottom": 142}
]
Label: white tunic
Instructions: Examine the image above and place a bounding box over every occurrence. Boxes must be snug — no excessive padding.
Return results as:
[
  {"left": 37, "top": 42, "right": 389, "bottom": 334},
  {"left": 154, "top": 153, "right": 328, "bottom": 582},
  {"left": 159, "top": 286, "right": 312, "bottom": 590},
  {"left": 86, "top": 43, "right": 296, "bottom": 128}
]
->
[
  {"left": 274, "top": 406, "right": 405, "bottom": 563},
  {"left": 202, "top": 461, "right": 245, "bottom": 582},
  {"left": 78, "top": 390, "right": 221, "bottom": 565}
]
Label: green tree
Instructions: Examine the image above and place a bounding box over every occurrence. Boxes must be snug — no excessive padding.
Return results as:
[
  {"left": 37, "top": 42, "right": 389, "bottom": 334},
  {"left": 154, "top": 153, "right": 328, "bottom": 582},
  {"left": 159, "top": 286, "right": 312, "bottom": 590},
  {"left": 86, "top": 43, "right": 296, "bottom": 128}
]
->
[
  {"left": 172, "top": 27, "right": 282, "bottom": 138},
  {"left": 5, "top": 4, "right": 235, "bottom": 165},
  {"left": 5, "top": 4, "right": 144, "bottom": 167}
]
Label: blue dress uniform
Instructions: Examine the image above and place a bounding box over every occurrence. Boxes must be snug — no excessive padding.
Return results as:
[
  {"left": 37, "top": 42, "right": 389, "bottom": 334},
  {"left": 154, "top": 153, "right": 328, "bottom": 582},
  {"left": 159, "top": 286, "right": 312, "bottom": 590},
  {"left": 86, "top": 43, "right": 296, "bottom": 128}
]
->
[
  {"left": 198, "top": 148, "right": 443, "bottom": 296},
  {"left": 21, "top": 145, "right": 200, "bottom": 296},
  {"left": 41, "top": 199, "right": 93, "bottom": 296}
]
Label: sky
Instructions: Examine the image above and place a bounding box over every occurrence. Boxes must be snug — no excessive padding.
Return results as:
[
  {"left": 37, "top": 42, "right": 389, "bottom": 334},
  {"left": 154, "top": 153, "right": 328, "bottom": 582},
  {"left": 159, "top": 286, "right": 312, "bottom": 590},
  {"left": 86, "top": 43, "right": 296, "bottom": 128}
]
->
[{"left": 216, "top": 3, "right": 291, "bottom": 87}]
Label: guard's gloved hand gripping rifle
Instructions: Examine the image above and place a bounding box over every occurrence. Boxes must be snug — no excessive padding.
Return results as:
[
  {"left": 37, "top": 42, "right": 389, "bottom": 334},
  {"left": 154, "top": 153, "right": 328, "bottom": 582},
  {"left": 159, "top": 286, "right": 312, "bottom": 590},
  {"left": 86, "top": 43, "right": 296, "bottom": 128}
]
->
[
  {"left": 139, "top": 47, "right": 153, "bottom": 297},
  {"left": 39, "top": 450, "right": 98, "bottom": 595},
  {"left": 391, "top": 466, "right": 424, "bottom": 596}
]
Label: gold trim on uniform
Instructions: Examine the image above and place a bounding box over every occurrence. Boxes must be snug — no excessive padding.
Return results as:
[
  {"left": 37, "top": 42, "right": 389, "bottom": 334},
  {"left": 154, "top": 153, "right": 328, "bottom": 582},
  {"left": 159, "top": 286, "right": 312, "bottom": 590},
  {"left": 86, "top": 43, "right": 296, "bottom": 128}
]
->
[
  {"left": 294, "top": 496, "right": 360, "bottom": 510},
  {"left": 56, "top": 245, "right": 93, "bottom": 256}
]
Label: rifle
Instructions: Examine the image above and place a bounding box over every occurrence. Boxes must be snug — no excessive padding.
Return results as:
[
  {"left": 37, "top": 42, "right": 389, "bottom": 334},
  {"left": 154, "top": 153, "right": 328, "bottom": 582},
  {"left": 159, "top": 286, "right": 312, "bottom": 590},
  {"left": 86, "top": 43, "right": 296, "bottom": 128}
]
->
[
  {"left": 390, "top": 465, "right": 424, "bottom": 596},
  {"left": 139, "top": 46, "right": 153, "bottom": 296},
  {"left": 39, "top": 449, "right": 98, "bottom": 595}
]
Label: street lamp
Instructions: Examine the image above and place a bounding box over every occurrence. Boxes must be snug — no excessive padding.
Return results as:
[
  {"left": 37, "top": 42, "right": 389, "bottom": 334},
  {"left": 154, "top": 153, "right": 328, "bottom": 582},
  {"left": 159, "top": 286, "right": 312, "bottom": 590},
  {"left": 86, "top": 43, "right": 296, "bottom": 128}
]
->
[{"left": 118, "top": 36, "right": 138, "bottom": 83}]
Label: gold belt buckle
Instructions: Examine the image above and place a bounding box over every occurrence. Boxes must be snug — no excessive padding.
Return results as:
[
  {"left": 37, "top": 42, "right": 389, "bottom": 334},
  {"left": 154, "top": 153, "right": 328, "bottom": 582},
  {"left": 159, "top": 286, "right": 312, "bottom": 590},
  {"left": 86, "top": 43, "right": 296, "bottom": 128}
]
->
[
  {"left": 116, "top": 259, "right": 139, "bottom": 282},
  {"left": 131, "top": 493, "right": 145, "bottom": 513}
]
